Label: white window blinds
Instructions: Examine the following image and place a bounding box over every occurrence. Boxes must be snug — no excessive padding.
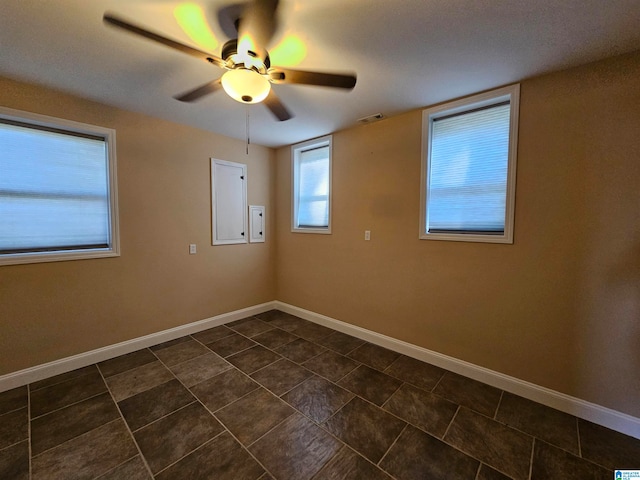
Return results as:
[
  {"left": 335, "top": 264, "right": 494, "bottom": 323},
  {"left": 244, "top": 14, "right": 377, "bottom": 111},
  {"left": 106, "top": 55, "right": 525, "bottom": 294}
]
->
[
  {"left": 296, "top": 145, "right": 330, "bottom": 228},
  {"left": 428, "top": 102, "right": 511, "bottom": 233},
  {"left": 0, "top": 120, "right": 111, "bottom": 254}
]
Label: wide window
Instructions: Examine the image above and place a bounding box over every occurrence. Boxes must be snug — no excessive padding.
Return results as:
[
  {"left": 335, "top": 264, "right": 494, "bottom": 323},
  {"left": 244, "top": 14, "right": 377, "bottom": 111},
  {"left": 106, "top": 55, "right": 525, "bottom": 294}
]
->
[
  {"left": 420, "top": 84, "right": 519, "bottom": 243},
  {"left": 292, "top": 135, "right": 332, "bottom": 234},
  {"left": 0, "top": 107, "right": 119, "bottom": 265}
]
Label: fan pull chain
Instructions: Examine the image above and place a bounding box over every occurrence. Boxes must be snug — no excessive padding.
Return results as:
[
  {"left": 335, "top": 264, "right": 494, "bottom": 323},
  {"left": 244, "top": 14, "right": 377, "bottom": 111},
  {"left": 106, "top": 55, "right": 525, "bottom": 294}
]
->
[{"left": 245, "top": 106, "right": 251, "bottom": 155}]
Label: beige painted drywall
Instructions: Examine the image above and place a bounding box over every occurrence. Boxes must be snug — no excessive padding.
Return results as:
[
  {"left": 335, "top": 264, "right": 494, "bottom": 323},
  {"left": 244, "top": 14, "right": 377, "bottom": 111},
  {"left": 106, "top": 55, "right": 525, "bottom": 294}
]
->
[
  {"left": 0, "top": 77, "right": 276, "bottom": 375},
  {"left": 275, "top": 50, "right": 640, "bottom": 418}
]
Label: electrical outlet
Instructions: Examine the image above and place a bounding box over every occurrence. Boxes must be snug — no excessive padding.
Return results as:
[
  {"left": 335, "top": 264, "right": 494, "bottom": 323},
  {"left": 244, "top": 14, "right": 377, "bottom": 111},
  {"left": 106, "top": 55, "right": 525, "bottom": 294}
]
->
[
  {"left": 364, "top": 230, "right": 371, "bottom": 241},
  {"left": 189, "top": 244, "right": 197, "bottom": 254}
]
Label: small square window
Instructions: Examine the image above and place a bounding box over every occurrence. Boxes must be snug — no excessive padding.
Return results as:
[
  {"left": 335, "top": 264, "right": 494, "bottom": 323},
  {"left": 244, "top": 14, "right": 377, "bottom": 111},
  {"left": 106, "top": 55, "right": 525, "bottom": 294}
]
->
[
  {"left": 291, "top": 135, "right": 332, "bottom": 234},
  {"left": 0, "top": 107, "right": 119, "bottom": 265},
  {"left": 420, "top": 84, "right": 520, "bottom": 243}
]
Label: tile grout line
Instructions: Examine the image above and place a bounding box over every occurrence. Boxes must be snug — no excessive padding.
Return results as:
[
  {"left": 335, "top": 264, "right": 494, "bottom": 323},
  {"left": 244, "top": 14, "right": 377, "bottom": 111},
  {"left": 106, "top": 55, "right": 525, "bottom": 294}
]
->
[
  {"left": 576, "top": 417, "right": 582, "bottom": 458},
  {"left": 153, "top": 349, "right": 281, "bottom": 480},
  {"left": 151, "top": 431, "right": 226, "bottom": 477},
  {"left": 430, "top": 370, "right": 447, "bottom": 393},
  {"left": 29, "top": 389, "right": 107, "bottom": 421},
  {"left": 528, "top": 438, "right": 536, "bottom": 480},
  {"left": 442, "top": 404, "right": 461, "bottom": 440},
  {"left": 28, "top": 384, "right": 32, "bottom": 480},
  {"left": 494, "top": 390, "right": 505, "bottom": 419},
  {"left": 473, "top": 461, "right": 482, "bottom": 480},
  {"left": 376, "top": 423, "right": 409, "bottom": 469},
  {"left": 28, "top": 366, "right": 97, "bottom": 394},
  {"left": 96, "top": 365, "right": 155, "bottom": 479},
  {"left": 195, "top": 396, "right": 280, "bottom": 480}
]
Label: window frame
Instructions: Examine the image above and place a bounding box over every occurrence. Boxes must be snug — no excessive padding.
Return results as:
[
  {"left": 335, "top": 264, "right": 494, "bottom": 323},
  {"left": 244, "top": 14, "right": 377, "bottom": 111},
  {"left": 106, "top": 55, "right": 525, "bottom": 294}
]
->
[
  {"left": 419, "top": 84, "right": 520, "bottom": 244},
  {"left": 0, "top": 106, "right": 120, "bottom": 266},
  {"left": 291, "top": 135, "right": 332, "bottom": 234}
]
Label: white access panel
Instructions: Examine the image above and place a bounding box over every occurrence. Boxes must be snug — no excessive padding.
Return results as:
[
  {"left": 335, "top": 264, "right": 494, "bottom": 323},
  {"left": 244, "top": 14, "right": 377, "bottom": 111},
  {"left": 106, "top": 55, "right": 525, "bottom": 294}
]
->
[
  {"left": 211, "top": 159, "right": 247, "bottom": 245},
  {"left": 249, "top": 205, "right": 265, "bottom": 243}
]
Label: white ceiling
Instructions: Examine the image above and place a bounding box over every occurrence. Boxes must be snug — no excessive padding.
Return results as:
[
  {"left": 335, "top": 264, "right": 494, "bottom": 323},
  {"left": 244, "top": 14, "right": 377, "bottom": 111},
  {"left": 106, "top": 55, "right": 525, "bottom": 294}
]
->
[{"left": 1, "top": 0, "right": 640, "bottom": 148}]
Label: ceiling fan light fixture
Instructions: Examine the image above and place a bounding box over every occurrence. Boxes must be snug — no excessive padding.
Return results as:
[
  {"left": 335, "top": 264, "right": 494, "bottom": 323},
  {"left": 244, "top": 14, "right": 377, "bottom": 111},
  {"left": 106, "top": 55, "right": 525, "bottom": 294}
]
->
[{"left": 221, "top": 68, "right": 271, "bottom": 104}]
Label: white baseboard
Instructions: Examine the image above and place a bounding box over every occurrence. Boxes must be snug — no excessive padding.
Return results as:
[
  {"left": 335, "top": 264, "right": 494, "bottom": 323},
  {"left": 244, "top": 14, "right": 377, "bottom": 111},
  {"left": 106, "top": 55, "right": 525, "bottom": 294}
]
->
[
  {"left": 0, "top": 301, "right": 276, "bottom": 393},
  {"left": 2, "top": 299, "right": 638, "bottom": 440},
  {"left": 275, "top": 301, "right": 640, "bottom": 440}
]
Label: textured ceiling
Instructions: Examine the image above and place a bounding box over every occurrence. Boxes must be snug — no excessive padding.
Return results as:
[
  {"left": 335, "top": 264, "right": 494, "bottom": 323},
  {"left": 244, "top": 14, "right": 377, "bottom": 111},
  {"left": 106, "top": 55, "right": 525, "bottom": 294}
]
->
[{"left": 1, "top": 0, "right": 640, "bottom": 147}]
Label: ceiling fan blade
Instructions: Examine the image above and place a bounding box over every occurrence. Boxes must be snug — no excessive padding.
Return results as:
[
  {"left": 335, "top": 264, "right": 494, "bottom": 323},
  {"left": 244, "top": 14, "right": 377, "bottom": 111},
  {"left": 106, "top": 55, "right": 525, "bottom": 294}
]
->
[
  {"left": 103, "top": 13, "right": 225, "bottom": 68},
  {"left": 174, "top": 79, "right": 222, "bottom": 102},
  {"left": 238, "top": 0, "right": 279, "bottom": 60},
  {"left": 264, "top": 90, "right": 293, "bottom": 121},
  {"left": 268, "top": 68, "right": 357, "bottom": 90}
]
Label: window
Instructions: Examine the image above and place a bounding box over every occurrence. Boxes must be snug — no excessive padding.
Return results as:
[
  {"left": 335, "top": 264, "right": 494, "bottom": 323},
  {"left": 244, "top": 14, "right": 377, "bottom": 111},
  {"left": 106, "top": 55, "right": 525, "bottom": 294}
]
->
[
  {"left": 420, "top": 84, "right": 519, "bottom": 243},
  {"left": 0, "top": 107, "right": 119, "bottom": 265},
  {"left": 292, "top": 135, "right": 332, "bottom": 234}
]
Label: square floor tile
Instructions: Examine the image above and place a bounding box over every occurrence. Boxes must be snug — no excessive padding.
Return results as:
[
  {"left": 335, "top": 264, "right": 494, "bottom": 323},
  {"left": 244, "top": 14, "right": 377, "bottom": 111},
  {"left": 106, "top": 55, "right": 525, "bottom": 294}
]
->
[
  {"left": 169, "top": 352, "right": 231, "bottom": 387},
  {"left": 229, "top": 318, "right": 274, "bottom": 337},
  {"left": 152, "top": 339, "right": 210, "bottom": 367},
  {"left": 98, "top": 455, "right": 151, "bottom": 480},
  {"left": 133, "top": 402, "right": 223, "bottom": 473},
  {"left": 383, "top": 383, "right": 458, "bottom": 438},
  {"left": 314, "top": 446, "right": 393, "bottom": 480},
  {"left": 444, "top": 407, "right": 533, "bottom": 480},
  {"left": 496, "top": 392, "right": 579, "bottom": 454},
  {"left": 215, "top": 388, "right": 295, "bottom": 446},
  {"left": 282, "top": 375, "right": 354, "bottom": 423},
  {"left": 207, "top": 333, "right": 257, "bottom": 357},
  {"left": 381, "top": 425, "right": 479, "bottom": 480},
  {"left": 531, "top": 440, "right": 611, "bottom": 480},
  {"left": 105, "top": 361, "right": 174, "bottom": 402},
  {"left": 31, "top": 392, "right": 119, "bottom": 455},
  {"left": 292, "top": 322, "right": 335, "bottom": 342},
  {"left": 255, "top": 310, "right": 289, "bottom": 322},
  {"left": 156, "top": 432, "right": 264, "bottom": 480},
  {"left": 191, "top": 325, "right": 235, "bottom": 345},
  {"left": 191, "top": 368, "right": 259, "bottom": 412},
  {"left": 149, "top": 336, "right": 192, "bottom": 352},
  {"left": 32, "top": 419, "right": 137, "bottom": 480},
  {"left": 318, "top": 331, "right": 365, "bottom": 355},
  {"left": 323, "top": 397, "right": 406, "bottom": 463},
  {"left": 384, "top": 355, "right": 445, "bottom": 391},
  {"left": 30, "top": 365, "right": 97, "bottom": 392},
  {"left": 347, "top": 343, "right": 400, "bottom": 371},
  {"left": 0, "top": 407, "right": 27, "bottom": 450},
  {"left": 276, "top": 338, "right": 326, "bottom": 363},
  {"left": 578, "top": 419, "right": 640, "bottom": 470},
  {"left": 477, "top": 464, "right": 513, "bottom": 480},
  {"left": 433, "top": 371, "right": 502, "bottom": 417},
  {"left": 250, "top": 413, "right": 341, "bottom": 480},
  {"left": 250, "top": 359, "right": 313, "bottom": 395},
  {"left": 227, "top": 345, "right": 281, "bottom": 374},
  {"left": 338, "top": 365, "right": 402, "bottom": 406},
  {"left": 0, "top": 440, "right": 29, "bottom": 480},
  {"left": 303, "top": 350, "right": 359, "bottom": 382},
  {"left": 118, "top": 379, "right": 194, "bottom": 431},
  {"left": 252, "top": 328, "right": 299, "bottom": 349},
  {"left": 98, "top": 349, "right": 157, "bottom": 378},
  {"left": 31, "top": 368, "right": 107, "bottom": 417},
  {"left": 260, "top": 312, "right": 309, "bottom": 331},
  {"left": 0, "top": 386, "right": 27, "bottom": 415}
]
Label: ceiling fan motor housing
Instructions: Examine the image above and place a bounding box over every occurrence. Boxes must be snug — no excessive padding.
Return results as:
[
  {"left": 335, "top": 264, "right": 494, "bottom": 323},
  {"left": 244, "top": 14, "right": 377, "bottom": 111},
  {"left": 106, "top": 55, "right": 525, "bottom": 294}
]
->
[{"left": 221, "top": 39, "right": 271, "bottom": 73}]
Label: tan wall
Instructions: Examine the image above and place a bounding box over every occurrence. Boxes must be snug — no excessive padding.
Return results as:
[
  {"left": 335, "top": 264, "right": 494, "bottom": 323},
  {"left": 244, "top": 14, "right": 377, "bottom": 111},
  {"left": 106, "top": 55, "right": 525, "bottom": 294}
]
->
[
  {"left": 275, "top": 51, "right": 640, "bottom": 418},
  {"left": 0, "top": 77, "right": 276, "bottom": 375}
]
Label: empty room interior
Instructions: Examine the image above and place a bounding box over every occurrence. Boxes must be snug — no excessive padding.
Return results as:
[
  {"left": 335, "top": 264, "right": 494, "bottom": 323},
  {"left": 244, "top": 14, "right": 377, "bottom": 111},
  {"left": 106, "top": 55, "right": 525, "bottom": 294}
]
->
[{"left": 1, "top": 1, "right": 639, "bottom": 479}]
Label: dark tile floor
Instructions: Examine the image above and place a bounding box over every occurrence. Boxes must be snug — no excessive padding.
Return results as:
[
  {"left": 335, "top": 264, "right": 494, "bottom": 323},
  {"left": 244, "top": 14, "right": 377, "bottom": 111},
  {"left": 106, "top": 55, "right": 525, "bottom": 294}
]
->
[{"left": 1, "top": 310, "right": 639, "bottom": 480}]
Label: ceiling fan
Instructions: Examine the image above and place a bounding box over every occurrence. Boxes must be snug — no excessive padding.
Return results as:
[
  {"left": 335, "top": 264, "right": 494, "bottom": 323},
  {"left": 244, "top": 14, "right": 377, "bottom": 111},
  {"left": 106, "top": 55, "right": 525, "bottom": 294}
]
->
[{"left": 103, "top": 0, "right": 357, "bottom": 121}]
